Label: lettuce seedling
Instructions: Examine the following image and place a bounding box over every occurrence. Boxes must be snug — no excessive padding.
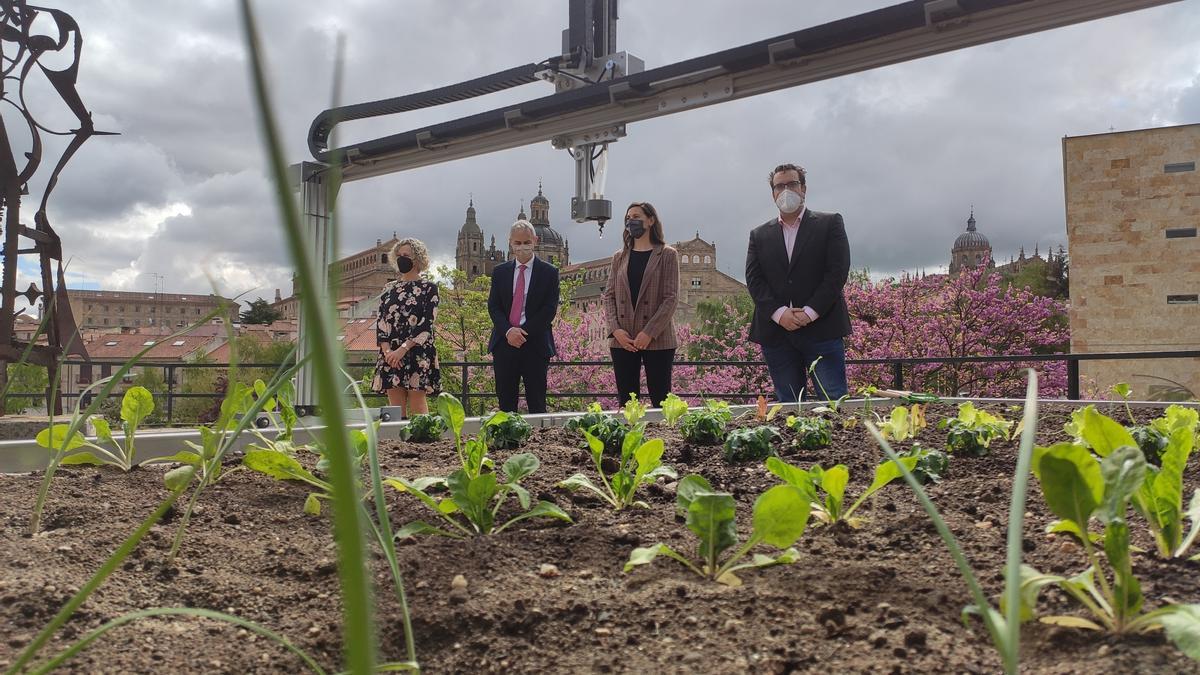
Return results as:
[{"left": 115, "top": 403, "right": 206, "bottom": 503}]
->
[
  {"left": 680, "top": 402, "right": 732, "bottom": 445},
  {"left": 406, "top": 412, "right": 448, "bottom": 443},
  {"left": 242, "top": 428, "right": 373, "bottom": 515},
  {"left": 390, "top": 452, "right": 572, "bottom": 537},
  {"left": 722, "top": 425, "right": 782, "bottom": 463},
  {"left": 1111, "top": 382, "right": 1135, "bottom": 424},
  {"left": 766, "top": 455, "right": 918, "bottom": 528},
  {"left": 559, "top": 426, "right": 677, "bottom": 509},
  {"left": 1066, "top": 406, "right": 1200, "bottom": 559},
  {"left": 877, "top": 404, "right": 927, "bottom": 442},
  {"left": 938, "top": 402, "right": 1012, "bottom": 456},
  {"left": 624, "top": 475, "right": 811, "bottom": 586},
  {"left": 786, "top": 415, "right": 832, "bottom": 451},
  {"left": 1021, "top": 444, "right": 1200, "bottom": 657},
  {"left": 661, "top": 393, "right": 688, "bottom": 428},
  {"left": 37, "top": 386, "right": 157, "bottom": 472},
  {"left": 481, "top": 410, "right": 532, "bottom": 450},
  {"left": 565, "top": 403, "right": 628, "bottom": 455},
  {"left": 623, "top": 393, "right": 649, "bottom": 426},
  {"left": 902, "top": 444, "right": 949, "bottom": 485}
]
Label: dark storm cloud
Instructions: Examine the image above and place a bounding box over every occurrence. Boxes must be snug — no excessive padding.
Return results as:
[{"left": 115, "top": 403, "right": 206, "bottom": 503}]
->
[{"left": 22, "top": 0, "right": 1200, "bottom": 307}]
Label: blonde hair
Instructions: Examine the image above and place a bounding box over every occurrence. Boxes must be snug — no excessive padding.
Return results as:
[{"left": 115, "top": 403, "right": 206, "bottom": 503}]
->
[{"left": 390, "top": 238, "right": 430, "bottom": 273}]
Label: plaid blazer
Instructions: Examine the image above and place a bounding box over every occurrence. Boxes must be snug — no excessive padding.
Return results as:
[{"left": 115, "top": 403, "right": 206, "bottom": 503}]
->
[{"left": 602, "top": 244, "right": 679, "bottom": 351}]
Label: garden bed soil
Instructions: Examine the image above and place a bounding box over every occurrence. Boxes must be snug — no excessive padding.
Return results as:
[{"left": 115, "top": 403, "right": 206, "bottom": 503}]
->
[{"left": 2, "top": 403, "right": 1200, "bottom": 674}]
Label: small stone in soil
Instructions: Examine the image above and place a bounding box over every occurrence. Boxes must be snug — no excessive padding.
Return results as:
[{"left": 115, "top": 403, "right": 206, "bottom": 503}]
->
[
  {"left": 538, "top": 564, "right": 560, "bottom": 578},
  {"left": 451, "top": 574, "right": 468, "bottom": 590}
]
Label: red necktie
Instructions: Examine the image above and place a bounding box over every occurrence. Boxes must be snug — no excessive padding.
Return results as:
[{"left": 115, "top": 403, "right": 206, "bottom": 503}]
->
[{"left": 509, "top": 264, "right": 527, "bottom": 326}]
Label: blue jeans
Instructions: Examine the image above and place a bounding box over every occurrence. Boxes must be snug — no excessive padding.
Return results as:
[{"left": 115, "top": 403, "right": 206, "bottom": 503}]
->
[{"left": 760, "top": 338, "right": 848, "bottom": 403}]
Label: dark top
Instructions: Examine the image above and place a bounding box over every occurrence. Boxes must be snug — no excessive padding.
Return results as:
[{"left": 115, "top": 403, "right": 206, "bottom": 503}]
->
[
  {"left": 744, "top": 209, "right": 852, "bottom": 348},
  {"left": 627, "top": 249, "right": 652, "bottom": 307}
]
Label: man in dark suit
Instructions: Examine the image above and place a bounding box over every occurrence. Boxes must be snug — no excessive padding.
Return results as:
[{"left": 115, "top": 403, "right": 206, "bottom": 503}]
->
[
  {"left": 488, "top": 220, "right": 560, "bottom": 413},
  {"left": 745, "top": 163, "right": 851, "bottom": 402}
]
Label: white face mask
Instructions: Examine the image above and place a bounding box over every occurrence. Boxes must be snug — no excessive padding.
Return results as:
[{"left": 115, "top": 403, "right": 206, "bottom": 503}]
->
[
  {"left": 511, "top": 243, "right": 535, "bottom": 259},
  {"left": 775, "top": 188, "right": 804, "bottom": 214}
]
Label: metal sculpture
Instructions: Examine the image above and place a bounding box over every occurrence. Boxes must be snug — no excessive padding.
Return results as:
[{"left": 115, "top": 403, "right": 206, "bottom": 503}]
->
[{"left": 0, "top": 1, "right": 111, "bottom": 414}]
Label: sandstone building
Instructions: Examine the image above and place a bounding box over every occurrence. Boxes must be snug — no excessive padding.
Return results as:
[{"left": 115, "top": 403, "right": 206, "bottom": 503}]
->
[
  {"left": 63, "top": 289, "right": 237, "bottom": 331},
  {"left": 455, "top": 184, "right": 570, "bottom": 281},
  {"left": 1064, "top": 123, "right": 1200, "bottom": 400}
]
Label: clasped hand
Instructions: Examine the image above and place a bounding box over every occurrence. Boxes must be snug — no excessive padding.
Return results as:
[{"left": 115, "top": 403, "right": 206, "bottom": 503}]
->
[
  {"left": 506, "top": 326, "right": 528, "bottom": 347},
  {"left": 384, "top": 346, "right": 407, "bottom": 368},
  {"left": 614, "top": 329, "right": 652, "bottom": 351},
  {"left": 780, "top": 308, "right": 813, "bottom": 331}
]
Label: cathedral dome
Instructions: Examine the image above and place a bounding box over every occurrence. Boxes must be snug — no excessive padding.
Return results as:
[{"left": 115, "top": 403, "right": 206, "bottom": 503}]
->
[
  {"left": 951, "top": 211, "right": 988, "bottom": 250},
  {"left": 535, "top": 224, "right": 564, "bottom": 246},
  {"left": 459, "top": 198, "right": 481, "bottom": 236}
]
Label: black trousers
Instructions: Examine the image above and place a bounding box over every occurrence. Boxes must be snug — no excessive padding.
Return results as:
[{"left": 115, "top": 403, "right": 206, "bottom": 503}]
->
[
  {"left": 610, "top": 347, "right": 675, "bottom": 408},
  {"left": 492, "top": 343, "right": 550, "bottom": 414}
]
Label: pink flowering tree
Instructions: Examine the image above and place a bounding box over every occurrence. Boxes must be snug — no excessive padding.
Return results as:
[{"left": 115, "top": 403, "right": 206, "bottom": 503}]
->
[{"left": 844, "top": 262, "right": 1069, "bottom": 397}]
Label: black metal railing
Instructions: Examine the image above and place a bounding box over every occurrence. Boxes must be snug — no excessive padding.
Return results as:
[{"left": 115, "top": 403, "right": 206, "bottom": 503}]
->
[{"left": 7, "top": 350, "right": 1198, "bottom": 424}]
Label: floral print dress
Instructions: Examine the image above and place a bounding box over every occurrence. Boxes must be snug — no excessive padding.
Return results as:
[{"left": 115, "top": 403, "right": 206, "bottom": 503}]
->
[{"left": 372, "top": 279, "right": 441, "bottom": 394}]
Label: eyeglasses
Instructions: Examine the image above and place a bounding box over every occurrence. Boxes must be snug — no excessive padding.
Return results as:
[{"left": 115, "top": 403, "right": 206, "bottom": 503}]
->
[{"left": 771, "top": 180, "right": 803, "bottom": 191}]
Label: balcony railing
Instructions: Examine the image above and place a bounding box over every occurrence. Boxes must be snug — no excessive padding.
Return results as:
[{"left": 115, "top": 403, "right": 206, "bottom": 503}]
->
[{"left": 5, "top": 350, "right": 1198, "bottom": 424}]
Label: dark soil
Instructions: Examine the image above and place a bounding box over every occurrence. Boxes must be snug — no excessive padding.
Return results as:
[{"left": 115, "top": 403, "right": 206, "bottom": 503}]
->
[{"left": 2, "top": 402, "right": 1200, "bottom": 674}]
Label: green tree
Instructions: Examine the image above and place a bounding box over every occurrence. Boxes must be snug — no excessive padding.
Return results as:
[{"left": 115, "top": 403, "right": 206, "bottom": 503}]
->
[
  {"left": 239, "top": 297, "right": 282, "bottom": 325},
  {"left": 4, "top": 363, "right": 47, "bottom": 414}
]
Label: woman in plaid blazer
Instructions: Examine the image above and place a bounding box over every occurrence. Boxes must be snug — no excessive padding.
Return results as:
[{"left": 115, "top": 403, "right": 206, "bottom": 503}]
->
[{"left": 601, "top": 201, "right": 679, "bottom": 407}]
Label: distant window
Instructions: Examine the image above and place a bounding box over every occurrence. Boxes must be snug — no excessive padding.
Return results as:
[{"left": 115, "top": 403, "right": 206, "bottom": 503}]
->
[
  {"left": 382, "top": 254, "right": 388, "bottom": 263},
  {"left": 975, "top": 254, "right": 981, "bottom": 264},
  {"left": 150, "top": 307, "right": 155, "bottom": 313},
  {"left": 86, "top": 304, "right": 92, "bottom": 310},
  {"left": 336, "top": 335, "right": 346, "bottom": 341},
  {"left": 472, "top": 265, "right": 478, "bottom": 274},
  {"left": 134, "top": 306, "right": 140, "bottom": 312},
  {"left": 1165, "top": 162, "right": 1196, "bottom": 173},
  {"left": 104, "top": 341, "right": 117, "bottom": 346},
  {"left": 117, "top": 305, "right": 123, "bottom": 312},
  {"left": 143, "top": 340, "right": 155, "bottom": 346},
  {"left": 682, "top": 255, "right": 691, "bottom": 264},
  {"left": 102, "top": 318, "right": 108, "bottom": 325},
  {"left": 196, "top": 308, "right": 201, "bottom": 315},
  {"left": 1166, "top": 228, "right": 1198, "bottom": 239},
  {"left": 691, "top": 278, "right": 701, "bottom": 287},
  {"left": 177, "top": 321, "right": 185, "bottom": 327},
  {"left": 173, "top": 340, "right": 186, "bottom": 346},
  {"left": 1167, "top": 294, "right": 1199, "bottom": 304}
]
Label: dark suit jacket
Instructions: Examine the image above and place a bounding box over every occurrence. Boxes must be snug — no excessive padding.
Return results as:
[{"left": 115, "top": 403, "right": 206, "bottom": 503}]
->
[
  {"left": 745, "top": 209, "right": 851, "bottom": 347},
  {"left": 602, "top": 244, "right": 679, "bottom": 350},
  {"left": 487, "top": 257, "right": 560, "bottom": 358}
]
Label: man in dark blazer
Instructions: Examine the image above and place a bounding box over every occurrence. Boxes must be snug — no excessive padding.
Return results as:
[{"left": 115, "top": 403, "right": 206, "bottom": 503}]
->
[
  {"left": 488, "top": 220, "right": 560, "bottom": 413},
  {"left": 745, "top": 163, "right": 851, "bottom": 402}
]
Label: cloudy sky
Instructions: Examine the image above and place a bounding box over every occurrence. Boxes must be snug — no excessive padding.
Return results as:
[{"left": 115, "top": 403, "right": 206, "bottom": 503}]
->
[{"left": 12, "top": 0, "right": 1200, "bottom": 309}]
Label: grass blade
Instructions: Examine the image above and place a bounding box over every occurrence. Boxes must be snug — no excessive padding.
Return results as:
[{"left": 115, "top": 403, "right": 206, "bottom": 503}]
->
[{"left": 237, "top": 2, "right": 375, "bottom": 671}]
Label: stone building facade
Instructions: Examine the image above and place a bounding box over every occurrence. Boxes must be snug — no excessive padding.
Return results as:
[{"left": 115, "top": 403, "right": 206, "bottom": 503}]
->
[
  {"left": 948, "top": 210, "right": 995, "bottom": 274},
  {"left": 272, "top": 236, "right": 401, "bottom": 320},
  {"left": 62, "top": 289, "right": 237, "bottom": 331},
  {"left": 561, "top": 233, "right": 747, "bottom": 327},
  {"left": 1064, "top": 123, "right": 1200, "bottom": 399}
]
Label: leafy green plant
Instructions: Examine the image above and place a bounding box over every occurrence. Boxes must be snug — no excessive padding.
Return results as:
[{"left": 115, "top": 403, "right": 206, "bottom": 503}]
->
[
  {"left": 766, "top": 455, "right": 918, "bottom": 528},
  {"left": 679, "top": 402, "right": 732, "bottom": 445},
  {"left": 241, "top": 427, "right": 373, "bottom": 516},
  {"left": 1020, "top": 444, "right": 1200, "bottom": 656},
  {"left": 1065, "top": 406, "right": 1200, "bottom": 559},
  {"left": 722, "top": 425, "right": 782, "bottom": 463},
  {"left": 785, "top": 415, "right": 831, "bottom": 450},
  {"left": 481, "top": 410, "right": 532, "bottom": 449},
  {"left": 390, "top": 453, "right": 572, "bottom": 537},
  {"left": 877, "top": 404, "right": 927, "bottom": 442},
  {"left": 1111, "top": 382, "right": 1135, "bottom": 424},
  {"left": 558, "top": 426, "right": 676, "bottom": 509},
  {"left": 624, "top": 475, "right": 811, "bottom": 585},
  {"left": 35, "top": 386, "right": 157, "bottom": 472},
  {"left": 623, "top": 393, "right": 648, "bottom": 426},
  {"left": 863, "top": 371, "right": 1042, "bottom": 675},
  {"left": 407, "top": 412, "right": 448, "bottom": 442},
  {"left": 939, "top": 402, "right": 1012, "bottom": 456},
  {"left": 902, "top": 444, "right": 949, "bottom": 485},
  {"left": 1130, "top": 405, "right": 1197, "bottom": 467},
  {"left": 661, "top": 393, "right": 688, "bottom": 427}
]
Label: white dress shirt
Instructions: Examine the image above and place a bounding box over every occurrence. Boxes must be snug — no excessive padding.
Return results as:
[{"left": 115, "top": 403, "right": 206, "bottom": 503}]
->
[{"left": 511, "top": 256, "right": 536, "bottom": 326}]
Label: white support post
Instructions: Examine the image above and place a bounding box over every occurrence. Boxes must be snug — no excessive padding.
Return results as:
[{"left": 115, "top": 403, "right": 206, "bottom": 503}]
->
[{"left": 291, "top": 161, "right": 333, "bottom": 413}]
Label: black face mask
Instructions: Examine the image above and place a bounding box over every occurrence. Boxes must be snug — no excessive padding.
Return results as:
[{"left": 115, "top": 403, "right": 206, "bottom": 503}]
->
[
  {"left": 396, "top": 256, "right": 414, "bottom": 274},
  {"left": 625, "top": 218, "right": 646, "bottom": 239}
]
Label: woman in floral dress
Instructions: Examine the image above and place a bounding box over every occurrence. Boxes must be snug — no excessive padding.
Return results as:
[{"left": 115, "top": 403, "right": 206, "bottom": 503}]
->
[{"left": 372, "top": 238, "right": 441, "bottom": 416}]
